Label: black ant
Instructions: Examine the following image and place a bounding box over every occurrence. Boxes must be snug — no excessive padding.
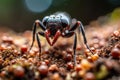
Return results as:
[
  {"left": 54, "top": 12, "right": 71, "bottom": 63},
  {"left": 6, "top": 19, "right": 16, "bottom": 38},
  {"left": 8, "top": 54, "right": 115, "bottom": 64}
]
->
[{"left": 29, "top": 12, "right": 93, "bottom": 65}]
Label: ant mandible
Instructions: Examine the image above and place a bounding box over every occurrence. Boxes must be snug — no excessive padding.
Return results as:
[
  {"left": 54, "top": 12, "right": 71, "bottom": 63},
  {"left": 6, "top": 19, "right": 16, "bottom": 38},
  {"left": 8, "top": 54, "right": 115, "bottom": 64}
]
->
[{"left": 29, "top": 12, "right": 93, "bottom": 65}]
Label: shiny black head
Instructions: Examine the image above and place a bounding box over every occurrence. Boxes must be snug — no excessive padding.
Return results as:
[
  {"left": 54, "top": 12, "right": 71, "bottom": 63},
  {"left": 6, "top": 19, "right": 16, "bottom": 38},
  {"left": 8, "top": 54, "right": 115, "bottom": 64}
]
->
[
  {"left": 42, "top": 12, "right": 70, "bottom": 36},
  {"left": 42, "top": 12, "right": 70, "bottom": 28}
]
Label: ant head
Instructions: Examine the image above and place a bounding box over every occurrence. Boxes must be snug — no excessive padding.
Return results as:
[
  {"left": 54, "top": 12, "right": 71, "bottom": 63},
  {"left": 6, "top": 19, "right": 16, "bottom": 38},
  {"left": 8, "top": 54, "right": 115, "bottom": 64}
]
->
[
  {"left": 60, "top": 17, "right": 69, "bottom": 28},
  {"left": 42, "top": 16, "right": 49, "bottom": 26},
  {"left": 55, "top": 12, "right": 70, "bottom": 28},
  {"left": 42, "top": 12, "right": 70, "bottom": 28}
]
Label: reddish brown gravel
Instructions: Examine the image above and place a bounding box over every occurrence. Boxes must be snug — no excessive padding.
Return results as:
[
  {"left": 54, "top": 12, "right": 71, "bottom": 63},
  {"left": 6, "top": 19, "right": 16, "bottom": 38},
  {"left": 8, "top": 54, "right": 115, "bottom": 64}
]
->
[{"left": 0, "top": 20, "right": 120, "bottom": 80}]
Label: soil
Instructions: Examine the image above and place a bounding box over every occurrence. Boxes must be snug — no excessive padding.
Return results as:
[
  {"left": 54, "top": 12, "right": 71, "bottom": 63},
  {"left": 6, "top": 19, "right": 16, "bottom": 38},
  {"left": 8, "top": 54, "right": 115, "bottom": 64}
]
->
[{"left": 0, "top": 19, "right": 120, "bottom": 80}]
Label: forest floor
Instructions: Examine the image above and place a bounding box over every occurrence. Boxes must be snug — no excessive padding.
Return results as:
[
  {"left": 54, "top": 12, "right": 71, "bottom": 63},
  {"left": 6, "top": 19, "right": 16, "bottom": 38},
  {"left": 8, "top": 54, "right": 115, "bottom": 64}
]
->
[{"left": 0, "top": 18, "right": 120, "bottom": 80}]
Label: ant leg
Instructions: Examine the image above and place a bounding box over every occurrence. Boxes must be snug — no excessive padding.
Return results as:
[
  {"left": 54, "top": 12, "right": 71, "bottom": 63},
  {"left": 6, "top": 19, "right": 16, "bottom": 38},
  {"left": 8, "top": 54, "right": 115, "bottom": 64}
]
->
[
  {"left": 69, "top": 20, "right": 79, "bottom": 31},
  {"left": 62, "top": 30, "right": 74, "bottom": 37},
  {"left": 62, "top": 31, "right": 77, "bottom": 65},
  {"left": 38, "top": 31, "right": 45, "bottom": 37},
  {"left": 35, "top": 20, "right": 46, "bottom": 31},
  {"left": 29, "top": 23, "right": 36, "bottom": 51},
  {"left": 29, "top": 20, "right": 46, "bottom": 51},
  {"left": 73, "top": 33, "right": 77, "bottom": 66},
  {"left": 36, "top": 32, "right": 42, "bottom": 60},
  {"left": 79, "top": 21, "right": 93, "bottom": 54}
]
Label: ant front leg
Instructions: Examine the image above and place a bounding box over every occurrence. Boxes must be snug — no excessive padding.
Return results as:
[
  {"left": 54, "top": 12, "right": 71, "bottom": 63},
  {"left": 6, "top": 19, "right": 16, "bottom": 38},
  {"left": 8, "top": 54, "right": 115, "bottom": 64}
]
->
[
  {"left": 73, "top": 33, "right": 77, "bottom": 66},
  {"left": 62, "top": 31, "right": 77, "bottom": 66},
  {"left": 78, "top": 21, "right": 93, "bottom": 54},
  {"left": 69, "top": 20, "right": 93, "bottom": 54},
  {"left": 29, "top": 20, "right": 46, "bottom": 51},
  {"left": 31, "top": 31, "right": 45, "bottom": 60},
  {"left": 36, "top": 32, "right": 42, "bottom": 60}
]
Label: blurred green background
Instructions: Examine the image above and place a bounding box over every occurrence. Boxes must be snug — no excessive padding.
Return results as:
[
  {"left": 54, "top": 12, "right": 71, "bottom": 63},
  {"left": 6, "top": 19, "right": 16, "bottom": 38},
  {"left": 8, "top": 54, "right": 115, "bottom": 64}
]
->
[{"left": 0, "top": 0, "right": 120, "bottom": 32}]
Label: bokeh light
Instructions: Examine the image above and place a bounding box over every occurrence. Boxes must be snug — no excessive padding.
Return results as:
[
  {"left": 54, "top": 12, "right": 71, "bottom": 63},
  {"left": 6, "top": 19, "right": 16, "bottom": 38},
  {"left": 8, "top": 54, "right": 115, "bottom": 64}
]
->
[
  {"left": 25, "top": 0, "right": 53, "bottom": 13},
  {"left": 0, "top": 0, "right": 120, "bottom": 32}
]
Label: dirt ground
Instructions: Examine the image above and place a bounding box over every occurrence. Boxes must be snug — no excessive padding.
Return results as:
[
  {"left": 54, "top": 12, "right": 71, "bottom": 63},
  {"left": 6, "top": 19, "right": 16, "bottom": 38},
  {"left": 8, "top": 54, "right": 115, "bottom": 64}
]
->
[{"left": 0, "top": 19, "right": 120, "bottom": 80}]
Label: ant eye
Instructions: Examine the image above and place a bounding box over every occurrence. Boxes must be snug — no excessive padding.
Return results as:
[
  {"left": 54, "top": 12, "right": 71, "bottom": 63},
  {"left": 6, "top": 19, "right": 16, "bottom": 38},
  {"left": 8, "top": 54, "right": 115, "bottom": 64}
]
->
[
  {"left": 56, "top": 15, "right": 60, "bottom": 17},
  {"left": 42, "top": 16, "right": 49, "bottom": 26},
  {"left": 50, "top": 15, "right": 55, "bottom": 18},
  {"left": 61, "top": 18, "right": 69, "bottom": 28}
]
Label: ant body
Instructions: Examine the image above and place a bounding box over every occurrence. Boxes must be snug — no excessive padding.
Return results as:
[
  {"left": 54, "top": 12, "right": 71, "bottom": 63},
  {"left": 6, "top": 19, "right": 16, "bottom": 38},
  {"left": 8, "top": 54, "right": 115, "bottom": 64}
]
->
[{"left": 30, "top": 12, "right": 93, "bottom": 65}]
